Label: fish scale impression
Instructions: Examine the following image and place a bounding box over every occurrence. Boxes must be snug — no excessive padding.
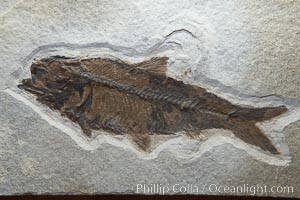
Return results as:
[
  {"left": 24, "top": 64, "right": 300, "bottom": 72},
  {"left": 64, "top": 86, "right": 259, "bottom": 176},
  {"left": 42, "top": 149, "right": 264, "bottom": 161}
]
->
[{"left": 18, "top": 56, "right": 288, "bottom": 154}]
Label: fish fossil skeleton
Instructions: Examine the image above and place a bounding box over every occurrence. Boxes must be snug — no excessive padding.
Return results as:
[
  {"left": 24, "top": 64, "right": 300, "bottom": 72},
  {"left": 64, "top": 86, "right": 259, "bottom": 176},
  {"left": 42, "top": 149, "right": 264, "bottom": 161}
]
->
[{"left": 18, "top": 56, "right": 288, "bottom": 154}]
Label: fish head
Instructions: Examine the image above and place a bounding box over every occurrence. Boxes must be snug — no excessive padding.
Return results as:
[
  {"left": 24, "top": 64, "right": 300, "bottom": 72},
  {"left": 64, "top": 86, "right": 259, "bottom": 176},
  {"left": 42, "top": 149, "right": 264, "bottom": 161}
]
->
[{"left": 19, "top": 57, "right": 74, "bottom": 95}]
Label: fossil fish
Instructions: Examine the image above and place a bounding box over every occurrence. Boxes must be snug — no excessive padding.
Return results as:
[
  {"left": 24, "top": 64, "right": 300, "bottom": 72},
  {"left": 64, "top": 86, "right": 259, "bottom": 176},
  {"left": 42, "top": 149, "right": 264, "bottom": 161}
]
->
[{"left": 18, "top": 56, "right": 288, "bottom": 154}]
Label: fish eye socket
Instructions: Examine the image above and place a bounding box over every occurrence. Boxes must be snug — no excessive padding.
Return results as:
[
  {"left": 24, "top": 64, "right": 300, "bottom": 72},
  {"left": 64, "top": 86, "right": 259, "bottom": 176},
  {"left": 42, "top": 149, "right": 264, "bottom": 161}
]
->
[
  {"left": 32, "top": 67, "right": 48, "bottom": 76},
  {"left": 31, "top": 74, "right": 37, "bottom": 83},
  {"left": 31, "top": 67, "right": 52, "bottom": 84}
]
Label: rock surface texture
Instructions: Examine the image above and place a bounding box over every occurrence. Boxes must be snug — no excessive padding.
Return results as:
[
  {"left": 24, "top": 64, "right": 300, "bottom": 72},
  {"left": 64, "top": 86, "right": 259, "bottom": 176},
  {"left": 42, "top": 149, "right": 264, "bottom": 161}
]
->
[{"left": 0, "top": 0, "right": 300, "bottom": 197}]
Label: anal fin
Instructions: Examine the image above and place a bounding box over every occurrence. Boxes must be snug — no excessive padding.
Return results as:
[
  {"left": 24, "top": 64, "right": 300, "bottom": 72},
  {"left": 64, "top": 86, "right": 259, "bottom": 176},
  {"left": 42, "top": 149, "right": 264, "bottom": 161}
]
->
[{"left": 131, "top": 133, "right": 151, "bottom": 152}]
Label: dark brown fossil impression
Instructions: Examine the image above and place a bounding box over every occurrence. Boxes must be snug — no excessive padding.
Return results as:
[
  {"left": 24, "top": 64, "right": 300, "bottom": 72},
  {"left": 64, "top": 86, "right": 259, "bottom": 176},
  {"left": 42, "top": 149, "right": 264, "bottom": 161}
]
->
[{"left": 18, "top": 56, "right": 288, "bottom": 154}]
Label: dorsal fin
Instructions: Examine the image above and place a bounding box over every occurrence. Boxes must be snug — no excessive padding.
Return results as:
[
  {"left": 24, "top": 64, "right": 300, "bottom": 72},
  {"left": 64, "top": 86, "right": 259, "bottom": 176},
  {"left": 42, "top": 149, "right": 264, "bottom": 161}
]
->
[{"left": 133, "top": 57, "right": 168, "bottom": 76}]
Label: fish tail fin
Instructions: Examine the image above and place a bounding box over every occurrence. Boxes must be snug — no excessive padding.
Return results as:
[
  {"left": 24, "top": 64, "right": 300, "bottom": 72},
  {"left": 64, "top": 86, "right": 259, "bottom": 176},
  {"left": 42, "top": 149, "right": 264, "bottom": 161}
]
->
[
  {"left": 227, "top": 105, "right": 288, "bottom": 154},
  {"left": 229, "top": 120, "right": 279, "bottom": 154},
  {"left": 228, "top": 105, "right": 288, "bottom": 122}
]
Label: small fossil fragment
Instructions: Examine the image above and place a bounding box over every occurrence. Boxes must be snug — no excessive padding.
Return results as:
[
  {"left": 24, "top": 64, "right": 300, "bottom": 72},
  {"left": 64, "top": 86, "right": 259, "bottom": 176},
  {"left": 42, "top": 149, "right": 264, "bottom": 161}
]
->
[{"left": 18, "top": 56, "right": 287, "bottom": 153}]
